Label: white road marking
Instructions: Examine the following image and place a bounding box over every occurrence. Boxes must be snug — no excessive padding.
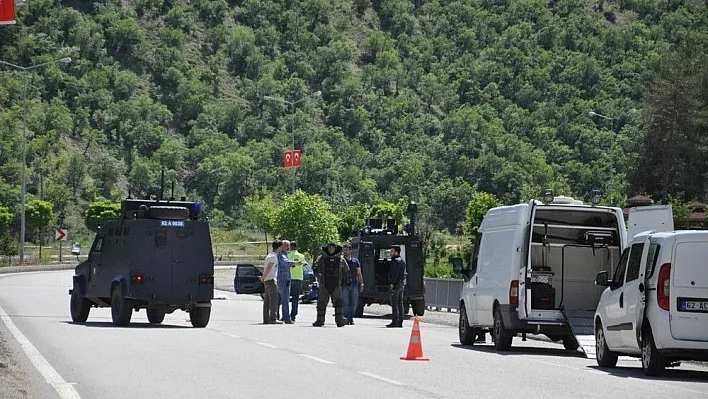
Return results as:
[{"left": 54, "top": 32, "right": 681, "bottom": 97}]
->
[
  {"left": 299, "top": 354, "right": 334, "bottom": 364},
  {"left": 255, "top": 341, "right": 278, "bottom": 349},
  {"left": 358, "top": 371, "right": 404, "bottom": 386},
  {"left": 0, "top": 304, "right": 81, "bottom": 399},
  {"left": 221, "top": 332, "right": 240, "bottom": 339}
]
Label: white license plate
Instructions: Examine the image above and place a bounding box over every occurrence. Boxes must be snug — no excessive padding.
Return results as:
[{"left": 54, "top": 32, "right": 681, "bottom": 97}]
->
[{"left": 679, "top": 299, "right": 708, "bottom": 312}]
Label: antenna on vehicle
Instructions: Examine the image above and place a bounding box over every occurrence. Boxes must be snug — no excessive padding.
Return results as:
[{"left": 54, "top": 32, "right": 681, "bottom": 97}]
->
[
  {"left": 159, "top": 168, "right": 165, "bottom": 201},
  {"left": 170, "top": 181, "right": 175, "bottom": 201},
  {"left": 127, "top": 188, "right": 132, "bottom": 200}
]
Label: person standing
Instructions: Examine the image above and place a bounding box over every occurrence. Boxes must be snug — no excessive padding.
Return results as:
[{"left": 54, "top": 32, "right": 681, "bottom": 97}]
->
[
  {"left": 259, "top": 240, "right": 281, "bottom": 324},
  {"left": 287, "top": 241, "right": 305, "bottom": 322},
  {"left": 277, "top": 240, "right": 294, "bottom": 324},
  {"left": 387, "top": 245, "right": 407, "bottom": 328},
  {"left": 312, "top": 242, "right": 349, "bottom": 327},
  {"left": 341, "top": 243, "right": 363, "bottom": 325}
]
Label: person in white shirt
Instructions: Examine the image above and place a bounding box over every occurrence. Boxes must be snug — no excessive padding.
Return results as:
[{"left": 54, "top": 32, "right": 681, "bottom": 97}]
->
[{"left": 259, "top": 240, "right": 282, "bottom": 324}]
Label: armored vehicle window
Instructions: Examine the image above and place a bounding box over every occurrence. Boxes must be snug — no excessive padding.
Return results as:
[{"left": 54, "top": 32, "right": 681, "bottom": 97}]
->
[
  {"left": 155, "top": 231, "right": 168, "bottom": 248},
  {"left": 92, "top": 237, "right": 104, "bottom": 252}
]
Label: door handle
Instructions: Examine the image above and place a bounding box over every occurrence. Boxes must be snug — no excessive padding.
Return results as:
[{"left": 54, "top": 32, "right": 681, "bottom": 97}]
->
[
  {"left": 619, "top": 292, "right": 624, "bottom": 308},
  {"left": 475, "top": 276, "right": 478, "bottom": 284},
  {"left": 638, "top": 283, "right": 645, "bottom": 293}
]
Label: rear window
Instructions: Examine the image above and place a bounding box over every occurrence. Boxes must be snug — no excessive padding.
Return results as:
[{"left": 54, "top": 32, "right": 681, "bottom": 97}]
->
[{"left": 645, "top": 243, "right": 660, "bottom": 278}]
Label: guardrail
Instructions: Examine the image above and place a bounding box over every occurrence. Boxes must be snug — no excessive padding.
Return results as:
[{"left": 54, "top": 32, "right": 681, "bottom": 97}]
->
[{"left": 424, "top": 277, "right": 463, "bottom": 312}]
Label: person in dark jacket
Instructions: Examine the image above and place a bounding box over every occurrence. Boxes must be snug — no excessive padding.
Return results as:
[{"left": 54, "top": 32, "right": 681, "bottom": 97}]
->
[
  {"left": 312, "top": 242, "right": 349, "bottom": 327},
  {"left": 387, "top": 245, "right": 407, "bottom": 328}
]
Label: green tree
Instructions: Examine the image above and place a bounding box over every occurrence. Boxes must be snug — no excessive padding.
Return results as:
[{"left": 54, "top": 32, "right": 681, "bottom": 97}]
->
[
  {"left": 25, "top": 199, "right": 54, "bottom": 262},
  {"left": 337, "top": 203, "right": 370, "bottom": 242},
  {"left": 464, "top": 192, "right": 502, "bottom": 242},
  {"left": 665, "top": 195, "right": 691, "bottom": 229},
  {"left": 85, "top": 200, "right": 122, "bottom": 232},
  {"left": 271, "top": 190, "right": 339, "bottom": 257},
  {"left": 0, "top": 204, "right": 11, "bottom": 232},
  {"left": 243, "top": 190, "right": 278, "bottom": 254}
]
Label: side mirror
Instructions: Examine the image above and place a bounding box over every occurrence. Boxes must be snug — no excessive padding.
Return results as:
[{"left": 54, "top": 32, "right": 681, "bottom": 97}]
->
[
  {"left": 595, "top": 271, "right": 610, "bottom": 287},
  {"left": 451, "top": 257, "right": 464, "bottom": 274}
]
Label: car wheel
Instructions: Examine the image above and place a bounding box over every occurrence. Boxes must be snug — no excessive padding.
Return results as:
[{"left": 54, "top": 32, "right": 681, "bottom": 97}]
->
[
  {"left": 641, "top": 327, "right": 666, "bottom": 376},
  {"left": 595, "top": 321, "right": 618, "bottom": 368},
  {"left": 146, "top": 309, "right": 166, "bottom": 324},
  {"left": 562, "top": 336, "right": 579, "bottom": 351},
  {"left": 459, "top": 304, "right": 475, "bottom": 346},
  {"left": 190, "top": 305, "right": 211, "bottom": 328},
  {"left": 70, "top": 288, "right": 90, "bottom": 323},
  {"left": 111, "top": 285, "right": 133, "bottom": 327},
  {"left": 493, "top": 306, "right": 513, "bottom": 351},
  {"left": 404, "top": 300, "right": 411, "bottom": 315}
]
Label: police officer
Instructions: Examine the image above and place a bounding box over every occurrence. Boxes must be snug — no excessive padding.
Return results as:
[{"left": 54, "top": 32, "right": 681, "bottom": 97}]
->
[
  {"left": 387, "top": 245, "right": 407, "bottom": 328},
  {"left": 312, "top": 242, "right": 349, "bottom": 327}
]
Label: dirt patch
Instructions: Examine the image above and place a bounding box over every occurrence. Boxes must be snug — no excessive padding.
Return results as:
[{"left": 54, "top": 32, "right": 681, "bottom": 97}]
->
[{"left": 0, "top": 329, "right": 34, "bottom": 399}]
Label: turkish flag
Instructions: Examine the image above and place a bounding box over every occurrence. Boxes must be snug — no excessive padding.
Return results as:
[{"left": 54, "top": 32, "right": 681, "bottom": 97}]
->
[
  {"left": 292, "top": 150, "right": 301, "bottom": 167},
  {"left": 0, "top": 0, "right": 16, "bottom": 25},
  {"left": 283, "top": 150, "right": 293, "bottom": 168}
]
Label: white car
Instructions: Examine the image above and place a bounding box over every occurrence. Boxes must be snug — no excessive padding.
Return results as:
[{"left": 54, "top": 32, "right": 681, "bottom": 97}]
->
[{"left": 594, "top": 230, "right": 708, "bottom": 375}]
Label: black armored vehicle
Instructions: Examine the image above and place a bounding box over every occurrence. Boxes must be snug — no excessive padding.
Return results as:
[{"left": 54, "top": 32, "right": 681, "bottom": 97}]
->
[
  {"left": 69, "top": 197, "right": 214, "bottom": 327},
  {"left": 352, "top": 202, "right": 426, "bottom": 317}
]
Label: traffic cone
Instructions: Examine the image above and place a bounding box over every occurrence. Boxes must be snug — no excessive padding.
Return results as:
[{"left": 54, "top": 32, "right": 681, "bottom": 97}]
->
[{"left": 400, "top": 316, "right": 429, "bottom": 361}]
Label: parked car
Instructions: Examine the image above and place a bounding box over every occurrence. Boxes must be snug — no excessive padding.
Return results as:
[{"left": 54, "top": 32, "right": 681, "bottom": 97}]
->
[
  {"left": 594, "top": 230, "right": 708, "bottom": 375},
  {"left": 301, "top": 262, "right": 319, "bottom": 303}
]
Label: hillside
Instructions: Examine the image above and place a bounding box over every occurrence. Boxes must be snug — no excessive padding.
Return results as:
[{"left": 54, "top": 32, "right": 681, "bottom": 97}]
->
[{"left": 0, "top": 0, "right": 707, "bottom": 240}]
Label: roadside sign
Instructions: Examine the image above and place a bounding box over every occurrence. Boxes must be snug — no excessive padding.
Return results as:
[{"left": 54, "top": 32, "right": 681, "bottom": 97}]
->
[{"left": 56, "top": 228, "right": 67, "bottom": 241}]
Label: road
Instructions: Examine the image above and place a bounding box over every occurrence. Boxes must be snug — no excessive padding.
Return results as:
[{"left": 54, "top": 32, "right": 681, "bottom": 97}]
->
[{"left": 0, "top": 270, "right": 707, "bottom": 399}]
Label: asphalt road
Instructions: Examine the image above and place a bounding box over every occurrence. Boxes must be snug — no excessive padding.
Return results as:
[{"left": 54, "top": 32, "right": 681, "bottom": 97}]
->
[{"left": 1, "top": 270, "right": 707, "bottom": 399}]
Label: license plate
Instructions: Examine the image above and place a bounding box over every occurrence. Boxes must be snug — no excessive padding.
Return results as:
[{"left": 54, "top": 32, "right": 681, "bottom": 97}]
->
[{"left": 678, "top": 298, "right": 708, "bottom": 312}]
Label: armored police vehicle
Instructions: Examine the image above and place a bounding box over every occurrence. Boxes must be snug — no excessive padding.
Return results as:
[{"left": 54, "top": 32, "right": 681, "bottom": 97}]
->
[
  {"left": 69, "top": 197, "right": 214, "bottom": 327},
  {"left": 351, "top": 202, "right": 426, "bottom": 317}
]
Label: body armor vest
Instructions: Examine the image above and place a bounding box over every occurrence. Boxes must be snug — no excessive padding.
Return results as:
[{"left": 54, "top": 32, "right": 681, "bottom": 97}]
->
[{"left": 323, "top": 255, "right": 341, "bottom": 291}]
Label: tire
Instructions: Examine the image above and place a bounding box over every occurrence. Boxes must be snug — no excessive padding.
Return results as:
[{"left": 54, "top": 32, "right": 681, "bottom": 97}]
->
[
  {"left": 595, "top": 321, "right": 618, "bottom": 368},
  {"left": 146, "top": 309, "right": 166, "bottom": 324},
  {"left": 459, "top": 304, "right": 476, "bottom": 346},
  {"left": 412, "top": 299, "right": 425, "bottom": 316},
  {"left": 493, "top": 306, "right": 513, "bottom": 351},
  {"left": 70, "top": 289, "right": 90, "bottom": 323},
  {"left": 190, "top": 306, "right": 211, "bottom": 328},
  {"left": 147, "top": 206, "right": 190, "bottom": 220},
  {"left": 111, "top": 285, "right": 133, "bottom": 327},
  {"left": 354, "top": 301, "right": 365, "bottom": 318},
  {"left": 641, "top": 327, "right": 666, "bottom": 376},
  {"left": 563, "top": 336, "right": 580, "bottom": 351},
  {"left": 404, "top": 300, "right": 411, "bottom": 315}
]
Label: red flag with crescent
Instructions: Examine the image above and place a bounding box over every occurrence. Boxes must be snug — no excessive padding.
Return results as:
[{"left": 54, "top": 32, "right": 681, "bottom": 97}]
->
[
  {"left": 0, "top": 0, "right": 16, "bottom": 25},
  {"left": 283, "top": 150, "right": 293, "bottom": 168},
  {"left": 292, "top": 150, "right": 301, "bottom": 167}
]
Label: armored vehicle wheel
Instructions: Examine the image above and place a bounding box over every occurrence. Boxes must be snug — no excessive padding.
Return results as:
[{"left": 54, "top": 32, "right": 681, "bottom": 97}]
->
[
  {"left": 147, "top": 206, "right": 190, "bottom": 220},
  {"left": 404, "top": 301, "right": 410, "bottom": 315},
  {"left": 563, "top": 336, "right": 579, "bottom": 351},
  {"left": 70, "top": 289, "right": 91, "bottom": 323},
  {"left": 411, "top": 299, "right": 425, "bottom": 316},
  {"left": 111, "top": 285, "right": 133, "bottom": 327},
  {"left": 354, "top": 301, "right": 364, "bottom": 318},
  {"left": 493, "top": 306, "right": 513, "bottom": 351},
  {"left": 146, "top": 309, "right": 166, "bottom": 324},
  {"left": 190, "top": 305, "right": 211, "bottom": 328}
]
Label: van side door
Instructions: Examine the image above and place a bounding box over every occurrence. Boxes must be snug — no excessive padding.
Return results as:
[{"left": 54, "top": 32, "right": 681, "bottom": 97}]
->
[
  {"left": 619, "top": 239, "right": 651, "bottom": 353},
  {"left": 462, "top": 234, "right": 482, "bottom": 325},
  {"left": 602, "top": 247, "right": 631, "bottom": 350}
]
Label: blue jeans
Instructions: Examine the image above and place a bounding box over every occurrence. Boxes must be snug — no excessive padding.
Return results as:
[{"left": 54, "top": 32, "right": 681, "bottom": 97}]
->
[
  {"left": 289, "top": 279, "right": 302, "bottom": 320},
  {"left": 342, "top": 284, "right": 359, "bottom": 322},
  {"left": 278, "top": 281, "right": 291, "bottom": 322}
]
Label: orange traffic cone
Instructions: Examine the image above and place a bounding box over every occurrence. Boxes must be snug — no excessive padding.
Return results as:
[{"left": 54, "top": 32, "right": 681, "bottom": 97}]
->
[{"left": 400, "top": 316, "right": 429, "bottom": 361}]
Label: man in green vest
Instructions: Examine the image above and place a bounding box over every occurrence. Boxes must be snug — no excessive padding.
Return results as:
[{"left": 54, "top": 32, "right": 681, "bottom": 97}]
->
[{"left": 287, "top": 241, "right": 305, "bottom": 322}]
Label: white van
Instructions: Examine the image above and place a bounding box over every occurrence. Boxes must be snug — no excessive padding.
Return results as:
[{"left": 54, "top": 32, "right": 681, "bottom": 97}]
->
[
  {"left": 452, "top": 193, "right": 672, "bottom": 356},
  {"left": 594, "top": 230, "right": 708, "bottom": 375}
]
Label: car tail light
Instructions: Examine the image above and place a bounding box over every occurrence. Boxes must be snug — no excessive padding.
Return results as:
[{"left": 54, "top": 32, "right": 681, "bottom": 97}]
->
[
  {"left": 657, "top": 263, "right": 671, "bottom": 311},
  {"left": 509, "top": 280, "right": 519, "bottom": 306},
  {"left": 199, "top": 275, "right": 214, "bottom": 285},
  {"left": 130, "top": 274, "right": 144, "bottom": 283}
]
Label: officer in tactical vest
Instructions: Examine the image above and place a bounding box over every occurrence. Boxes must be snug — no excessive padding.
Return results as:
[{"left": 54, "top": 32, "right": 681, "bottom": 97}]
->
[{"left": 312, "top": 242, "right": 349, "bottom": 327}]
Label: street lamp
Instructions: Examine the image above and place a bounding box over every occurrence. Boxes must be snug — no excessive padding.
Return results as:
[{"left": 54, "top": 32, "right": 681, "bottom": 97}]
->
[
  {"left": 263, "top": 90, "right": 322, "bottom": 193},
  {"left": 588, "top": 110, "right": 617, "bottom": 196},
  {"left": 0, "top": 57, "right": 72, "bottom": 264}
]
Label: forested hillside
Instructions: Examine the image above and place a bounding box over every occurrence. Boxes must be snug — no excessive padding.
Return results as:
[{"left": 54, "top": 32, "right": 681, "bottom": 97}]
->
[{"left": 1, "top": 0, "right": 707, "bottom": 242}]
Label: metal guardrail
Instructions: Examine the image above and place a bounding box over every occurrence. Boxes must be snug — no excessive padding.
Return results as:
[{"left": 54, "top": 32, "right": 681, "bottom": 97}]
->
[{"left": 424, "top": 277, "right": 463, "bottom": 312}]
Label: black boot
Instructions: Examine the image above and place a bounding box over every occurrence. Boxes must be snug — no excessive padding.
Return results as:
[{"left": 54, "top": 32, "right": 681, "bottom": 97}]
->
[
  {"left": 312, "top": 320, "right": 324, "bottom": 327},
  {"left": 335, "top": 316, "right": 347, "bottom": 327}
]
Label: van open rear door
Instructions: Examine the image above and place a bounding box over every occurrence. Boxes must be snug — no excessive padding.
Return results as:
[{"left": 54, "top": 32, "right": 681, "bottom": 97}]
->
[
  {"left": 627, "top": 205, "right": 674, "bottom": 242},
  {"left": 520, "top": 199, "right": 537, "bottom": 320}
]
